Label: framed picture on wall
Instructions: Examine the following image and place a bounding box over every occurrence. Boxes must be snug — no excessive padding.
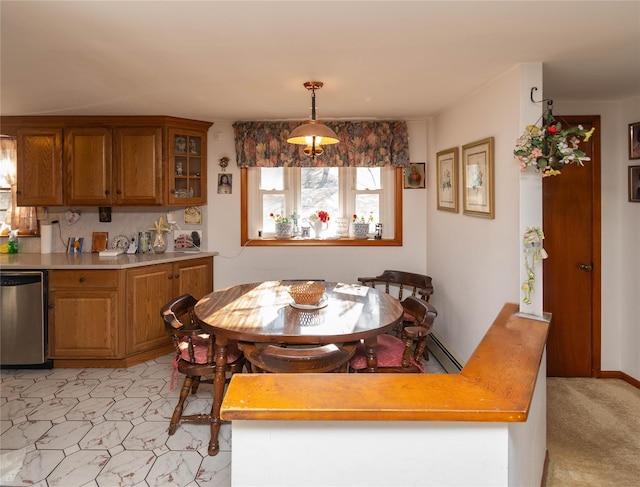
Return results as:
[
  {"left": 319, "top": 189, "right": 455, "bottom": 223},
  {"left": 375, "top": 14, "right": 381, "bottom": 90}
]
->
[
  {"left": 436, "top": 147, "right": 458, "bottom": 212},
  {"left": 629, "top": 165, "right": 640, "bottom": 202},
  {"left": 462, "top": 137, "right": 494, "bottom": 219},
  {"left": 629, "top": 122, "right": 640, "bottom": 160},
  {"left": 404, "top": 162, "right": 425, "bottom": 189}
]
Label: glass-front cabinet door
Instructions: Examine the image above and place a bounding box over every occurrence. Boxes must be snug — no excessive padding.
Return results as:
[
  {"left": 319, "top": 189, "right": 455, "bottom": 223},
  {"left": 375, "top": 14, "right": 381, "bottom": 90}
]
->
[{"left": 168, "top": 128, "right": 207, "bottom": 205}]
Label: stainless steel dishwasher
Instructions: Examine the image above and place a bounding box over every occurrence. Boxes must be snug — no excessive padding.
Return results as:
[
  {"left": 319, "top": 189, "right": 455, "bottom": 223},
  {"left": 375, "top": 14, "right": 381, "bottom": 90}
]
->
[{"left": 0, "top": 270, "right": 50, "bottom": 367}]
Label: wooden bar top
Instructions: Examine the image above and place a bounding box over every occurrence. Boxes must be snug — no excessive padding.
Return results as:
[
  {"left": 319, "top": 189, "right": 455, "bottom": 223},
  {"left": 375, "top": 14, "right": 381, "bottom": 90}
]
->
[{"left": 221, "top": 303, "right": 550, "bottom": 423}]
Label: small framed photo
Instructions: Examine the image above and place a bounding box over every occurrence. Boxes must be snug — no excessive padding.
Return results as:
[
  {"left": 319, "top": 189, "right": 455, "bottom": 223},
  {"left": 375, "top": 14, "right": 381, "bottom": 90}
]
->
[
  {"left": 174, "top": 230, "right": 202, "bottom": 252},
  {"left": 91, "top": 232, "right": 108, "bottom": 252},
  {"left": 462, "top": 137, "right": 494, "bottom": 219},
  {"left": 629, "top": 165, "right": 640, "bottom": 202},
  {"left": 404, "top": 163, "right": 425, "bottom": 189},
  {"left": 218, "top": 173, "right": 232, "bottom": 194},
  {"left": 67, "top": 237, "right": 84, "bottom": 254},
  {"left": 99, "top": 206, "right": 111, "bottom": 222},
  {"left": 436, "top": 147, "right": 458, "bottom": 212},
  {"left": 629, "top": 122, "right": 640, "bottom": 160}
]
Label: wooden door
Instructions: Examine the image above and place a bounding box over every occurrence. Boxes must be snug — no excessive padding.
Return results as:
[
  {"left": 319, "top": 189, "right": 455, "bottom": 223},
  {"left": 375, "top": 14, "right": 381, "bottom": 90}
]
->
[
  {"left": 65, "top": 127, "right": 113, "bottom": 205},
  {"left": 114, "top": 127, "right": 163, "bottom": 205},
  {"left": 543, "top": 115, "right": 601, "bottom": 377},
  {"left": 16, "top": 128, "right": 63, "bottom": 206}
]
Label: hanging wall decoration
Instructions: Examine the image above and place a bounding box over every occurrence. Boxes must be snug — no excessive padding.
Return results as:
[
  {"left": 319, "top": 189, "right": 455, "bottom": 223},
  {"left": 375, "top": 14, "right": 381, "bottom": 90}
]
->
[
  {"left": 514, "top": 88, "right": 595, "bottom": 177},
  {"left": 521, "top": 227, "right": 548, "bottom": 305}
]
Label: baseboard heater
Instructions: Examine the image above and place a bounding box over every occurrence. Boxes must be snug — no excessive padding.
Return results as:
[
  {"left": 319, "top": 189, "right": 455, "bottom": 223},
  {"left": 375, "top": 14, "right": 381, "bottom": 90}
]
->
[{"left": 426, "top": 332, "right": 464, "bottom": 374}]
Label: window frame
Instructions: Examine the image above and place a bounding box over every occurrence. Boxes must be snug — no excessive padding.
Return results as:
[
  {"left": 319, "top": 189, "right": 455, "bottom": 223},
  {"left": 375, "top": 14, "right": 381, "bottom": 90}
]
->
[{"left": 240, "top": 166, "right": 403, "bottom": 246}]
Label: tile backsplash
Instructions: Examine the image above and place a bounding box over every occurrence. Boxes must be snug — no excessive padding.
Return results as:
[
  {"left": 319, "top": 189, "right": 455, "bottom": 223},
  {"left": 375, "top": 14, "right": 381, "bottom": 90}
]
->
[{"left": 9, "top": 207, "right": 206, "bottom": 253}]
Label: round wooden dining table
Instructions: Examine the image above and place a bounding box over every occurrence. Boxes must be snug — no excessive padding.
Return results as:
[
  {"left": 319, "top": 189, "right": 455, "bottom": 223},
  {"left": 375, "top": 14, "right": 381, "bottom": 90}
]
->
[{"left": 193, "top": 280, "right": 403, "bottom": 455}]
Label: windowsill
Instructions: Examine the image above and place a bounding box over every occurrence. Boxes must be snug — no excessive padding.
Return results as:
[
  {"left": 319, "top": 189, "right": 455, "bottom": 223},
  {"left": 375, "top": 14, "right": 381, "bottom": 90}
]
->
[{"left": 242, "top": 237, "right": 402, "bottom": 247}]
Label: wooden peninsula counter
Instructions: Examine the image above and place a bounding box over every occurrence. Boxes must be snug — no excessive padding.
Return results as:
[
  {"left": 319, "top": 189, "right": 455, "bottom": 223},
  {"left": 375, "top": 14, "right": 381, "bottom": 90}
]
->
[{"left": 222, "top": 303, "right": 550, "bottom": 487}]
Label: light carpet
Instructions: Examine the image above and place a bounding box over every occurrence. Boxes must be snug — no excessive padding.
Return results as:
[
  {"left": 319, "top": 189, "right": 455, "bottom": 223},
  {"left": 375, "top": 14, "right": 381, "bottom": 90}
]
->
[{"left": 546, "top": 378, "right": 640, "bottom": 487}]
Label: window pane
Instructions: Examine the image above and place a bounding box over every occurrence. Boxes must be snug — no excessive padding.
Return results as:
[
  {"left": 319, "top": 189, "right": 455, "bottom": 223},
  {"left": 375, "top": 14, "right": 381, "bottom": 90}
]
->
[
  {"left": 355, "top": 194, "right": 379, "bottom": 223},
  {"left": 300, "top": 167, "right": 339, "bottom": 223},
  {"left": 263, "top": 194, "right": 286, "bottom": 232},
  {"left": 355, "top": 167, "right": 381, "bottom": 190},
  {"left": 260, "top": 167, "right": 284, "bottom": 190}
]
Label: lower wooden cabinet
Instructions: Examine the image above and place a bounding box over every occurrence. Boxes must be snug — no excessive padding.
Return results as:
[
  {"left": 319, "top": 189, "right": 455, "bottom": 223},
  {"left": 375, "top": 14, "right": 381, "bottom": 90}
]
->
[
  {"left": 48, "top": 256, "right": 213, "bottom": 367},
  {"left": 49, "top": 270, "right": 124, "bottom": 359}
]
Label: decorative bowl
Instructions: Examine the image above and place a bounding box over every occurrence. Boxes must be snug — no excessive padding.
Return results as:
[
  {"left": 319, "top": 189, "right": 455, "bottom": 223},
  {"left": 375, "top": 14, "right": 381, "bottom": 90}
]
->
[{"left": 288, "top": 282, "right": 325, "bottom": 305}]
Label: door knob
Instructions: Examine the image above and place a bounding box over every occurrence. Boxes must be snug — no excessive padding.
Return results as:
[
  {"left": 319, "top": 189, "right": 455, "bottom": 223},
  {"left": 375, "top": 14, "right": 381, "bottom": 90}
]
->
[{"left": 579, "top": 263, "right": 593, "bottom": 272}]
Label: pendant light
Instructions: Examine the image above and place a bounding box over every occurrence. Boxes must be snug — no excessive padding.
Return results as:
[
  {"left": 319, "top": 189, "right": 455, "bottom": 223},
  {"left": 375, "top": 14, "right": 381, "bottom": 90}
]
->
[{"left": 287, "top": 81, "right": 339, "bottom": 158}]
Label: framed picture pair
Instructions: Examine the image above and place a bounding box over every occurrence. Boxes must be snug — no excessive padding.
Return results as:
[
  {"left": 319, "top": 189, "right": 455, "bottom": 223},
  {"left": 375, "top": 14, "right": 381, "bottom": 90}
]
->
[{"left": 436, "top": 137, "right": 494, "bottom": 218}]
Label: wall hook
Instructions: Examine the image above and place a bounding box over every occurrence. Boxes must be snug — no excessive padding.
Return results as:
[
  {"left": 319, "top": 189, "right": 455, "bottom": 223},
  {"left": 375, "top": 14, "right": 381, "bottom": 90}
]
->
[{"left": 530, "top": 87, "right": 553, "bottom": 110}]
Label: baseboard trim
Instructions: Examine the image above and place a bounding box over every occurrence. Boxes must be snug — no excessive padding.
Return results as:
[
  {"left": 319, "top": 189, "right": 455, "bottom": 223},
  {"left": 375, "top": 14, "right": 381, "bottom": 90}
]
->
[
  {"left": 540, "top": 449, "right": 550, "bottom": 487},
  {"left": 597, "top": 370, "right": 640, "bottom": 388}
]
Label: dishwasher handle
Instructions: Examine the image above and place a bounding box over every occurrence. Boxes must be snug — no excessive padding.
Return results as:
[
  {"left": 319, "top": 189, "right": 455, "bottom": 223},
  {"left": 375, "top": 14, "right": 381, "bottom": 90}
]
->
[{"left": 1, "top": 272, "right": 44, "bottom": 287}]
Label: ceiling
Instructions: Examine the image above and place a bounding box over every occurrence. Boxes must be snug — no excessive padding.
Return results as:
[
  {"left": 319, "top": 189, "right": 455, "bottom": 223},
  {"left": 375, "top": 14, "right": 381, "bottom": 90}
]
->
[{"left": 1, "top": 1, "right": 639, "bottom": 123}]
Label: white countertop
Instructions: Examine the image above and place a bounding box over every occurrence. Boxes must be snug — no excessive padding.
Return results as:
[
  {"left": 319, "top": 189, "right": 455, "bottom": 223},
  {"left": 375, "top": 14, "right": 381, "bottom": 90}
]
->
[{"left": 0, "top": 251, "right": 218, "bottom": 270}]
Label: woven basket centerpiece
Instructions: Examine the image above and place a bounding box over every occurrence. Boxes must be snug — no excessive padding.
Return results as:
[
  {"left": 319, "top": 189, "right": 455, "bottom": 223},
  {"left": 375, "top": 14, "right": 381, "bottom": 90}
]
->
[{"left": 289, "top": 282, "right": 325, "bottom": 305}]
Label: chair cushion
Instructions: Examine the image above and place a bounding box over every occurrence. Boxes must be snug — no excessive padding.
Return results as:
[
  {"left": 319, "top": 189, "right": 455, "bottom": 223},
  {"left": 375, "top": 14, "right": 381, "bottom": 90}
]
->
[
  {"left": 350, "top": 334, "right": 424, "bottom": 372},
  {"left": 178, "top": 335, "right": 242, "bottom": 364}
]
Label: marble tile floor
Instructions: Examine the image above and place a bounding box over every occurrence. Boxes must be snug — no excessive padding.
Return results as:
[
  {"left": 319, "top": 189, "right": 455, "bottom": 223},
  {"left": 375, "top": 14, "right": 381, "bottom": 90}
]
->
[{"left": 0, "top": 353, "right": 446, "bottom": 487}]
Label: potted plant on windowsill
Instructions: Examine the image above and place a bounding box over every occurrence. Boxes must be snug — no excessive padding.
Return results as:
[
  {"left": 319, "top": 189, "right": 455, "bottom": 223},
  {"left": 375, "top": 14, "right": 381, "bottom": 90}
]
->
[
  {"left": 352, "top": 213, "right": 373, "bottom": 239},
  {"left": 270, "top": 212, "right": 292, "bottom": 238}
]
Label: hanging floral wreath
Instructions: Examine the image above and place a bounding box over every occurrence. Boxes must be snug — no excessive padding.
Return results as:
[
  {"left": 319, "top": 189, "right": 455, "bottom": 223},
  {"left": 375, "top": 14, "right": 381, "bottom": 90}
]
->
[{"left": 514, "top": 112, "right": 595, "bottom": 177}]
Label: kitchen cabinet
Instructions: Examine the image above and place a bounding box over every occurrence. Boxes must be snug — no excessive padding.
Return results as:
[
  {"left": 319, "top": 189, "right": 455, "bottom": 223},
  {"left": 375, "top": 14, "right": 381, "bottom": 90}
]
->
[
  {"left": 125, "top": 257, "right": 213, "bottom": 355},
  {"left": 16, "top": 127, "right": 64, "bottom": 206},
  {"left": 48, "top": 270, "right": 125, "bottom": 359},
  {"left": 1, "top": 115, "right": 212, "bottom": 207},
  {"left": 47, "top": 256, "right": 213, "bottom": 367},
  {"left": 66, "top": 125, "right": 162, "bottom": 206},
  {"left": 167, "top": 127, "right": 208, "bottom": 205},
  {"left": 114, "top": 127, "right": 163, "bottom": 205},
  {"left": 65, "top": 127, "right": 113, "bottom": 206}
]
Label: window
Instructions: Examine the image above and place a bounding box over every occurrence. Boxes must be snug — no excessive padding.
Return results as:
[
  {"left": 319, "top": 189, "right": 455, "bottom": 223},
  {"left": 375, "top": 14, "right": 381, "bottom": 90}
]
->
[
  {"left": 241, "top": 166, "right": 403, "bottom": 246},
  {"left": 0, "top": 138, "right": 38, "bottom": 236}
]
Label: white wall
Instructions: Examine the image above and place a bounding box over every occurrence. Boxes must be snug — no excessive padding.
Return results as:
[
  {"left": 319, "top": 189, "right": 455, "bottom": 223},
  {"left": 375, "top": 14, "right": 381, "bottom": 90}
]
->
[
  {"left": 554, "top": 96, "right": 640, "bottom": 380},
  {"left": 205, "top": 121, "right": 429, "bottom": 290},
  {"left": 426, "top": 67, "right": 525, "bottom": 360}
]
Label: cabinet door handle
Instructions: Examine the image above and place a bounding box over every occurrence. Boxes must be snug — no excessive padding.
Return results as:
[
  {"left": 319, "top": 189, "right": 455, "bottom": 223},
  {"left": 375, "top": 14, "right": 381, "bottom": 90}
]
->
[
  {"left": 79, "top": 277, "right": 85, "bottom": 283},
  {"left": 174, "top": 274, "right": 179, "bottom": 279},
  {"left": 116, "top": 190, "right": 122, "bottom": 195},
  {"left": 16, "top": 190, "right": 22, "bottom": 195},
  {"left": 105, "top": 190, "right": 110, "bottom": 195},
  {"left": 170, "top": 189, "right": 176, "bottom": 194},
  {"left": 168, "top": 275, "right": 173, "bottom": 280}
]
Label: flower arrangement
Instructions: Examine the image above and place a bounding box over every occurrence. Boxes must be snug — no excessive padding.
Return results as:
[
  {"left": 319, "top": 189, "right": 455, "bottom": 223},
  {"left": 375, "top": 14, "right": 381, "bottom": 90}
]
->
[
  {"left": 352, "top": 213, "right": 374, "bottom": 223},
  {"left": 308, "top": 210, "right": 330, "bottom": 223},
  {"left": 269, "top": 212, "right": 290, "bottom": 224},
  {"left": 514, "top": 112, "right": 595, "bottom": 177},
  {"left": 521, "top": 227, "right": 548, "bottom": 305}
]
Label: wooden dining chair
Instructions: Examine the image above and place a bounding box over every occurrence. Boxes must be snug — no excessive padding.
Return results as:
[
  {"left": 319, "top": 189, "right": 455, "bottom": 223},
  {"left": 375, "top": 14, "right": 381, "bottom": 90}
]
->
[
  {"left": 161, "top": 293, "right": 245, "bottom": 435},
  {"left": 238, "top": 342, "right": 357, "bottom": 373},
  {"left": 358, "top": 269, "right": 435, "bottom": 358},
  {"left": 349, "top": 296, "right": 437, "bottom": 373}
]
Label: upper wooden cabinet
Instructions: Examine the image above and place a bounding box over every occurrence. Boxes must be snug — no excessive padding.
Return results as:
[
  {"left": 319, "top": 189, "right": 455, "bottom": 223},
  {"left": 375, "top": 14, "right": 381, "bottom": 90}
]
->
[
  {"left": 16, "top": 127, "right": 64, "bottom": 206},
  {"left": 65, "top": 127, "right": 113, "bottom": 206},
  {"left": 1, "top": 116, "right": 212, "bottom": 207},
  {"left": 167, "top": 127, "right": 208, "bottom": 205},
  {"left": 114, "top": 127, "right": 163, "bottom": 205}
]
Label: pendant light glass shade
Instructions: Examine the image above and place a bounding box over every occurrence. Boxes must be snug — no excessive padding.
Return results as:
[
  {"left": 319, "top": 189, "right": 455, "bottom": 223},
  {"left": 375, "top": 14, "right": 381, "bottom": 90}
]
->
[{"left": 287, "top": 81, "right": 338, "bottom": 157}]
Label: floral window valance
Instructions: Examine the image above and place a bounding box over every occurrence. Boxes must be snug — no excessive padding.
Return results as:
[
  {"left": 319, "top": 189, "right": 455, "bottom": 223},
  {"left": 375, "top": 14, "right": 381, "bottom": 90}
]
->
[{"left": 233, "top": 121, "right": 410, "bottom": 168}]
